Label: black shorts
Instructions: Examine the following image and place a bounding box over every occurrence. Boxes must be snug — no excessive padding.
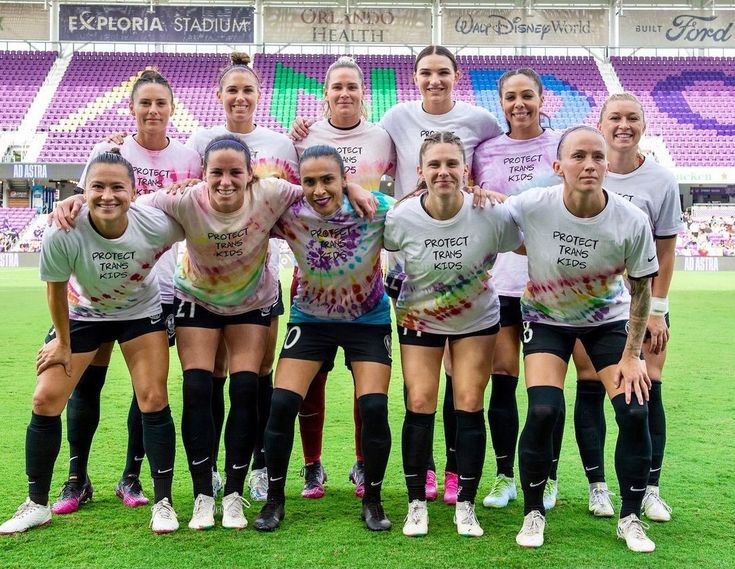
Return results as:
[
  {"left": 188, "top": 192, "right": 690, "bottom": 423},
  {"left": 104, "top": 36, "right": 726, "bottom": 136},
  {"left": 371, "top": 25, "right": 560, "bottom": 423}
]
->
[
  {"left": 270, "top": 282, "right": 285, "bottom": 318},
  {"left": 397, "top": 323, "right": 500, "bottom": 348},
  {"left": 280, "top": 322, "right": 392, "bottom": 366},
  {"left": 161, "top": 303, "right": 176, "bottom": 347},
  {"left": 521, "top": 319, "right": 630, "bottom": 372},
  {"left": 384, "top": 273, "right": 404, "bottom": 300},
  {"left": 499, "top": 296, "right": 522, "bottom": 328},
  {"left": 173, "top": 297, "right": 272, "bottom": 329},
  {"left": 644, "top": 312, "right": 670, "bottom": 342},
  {"left": 45, "top": 313, "right": 167, "bottom": 354}
]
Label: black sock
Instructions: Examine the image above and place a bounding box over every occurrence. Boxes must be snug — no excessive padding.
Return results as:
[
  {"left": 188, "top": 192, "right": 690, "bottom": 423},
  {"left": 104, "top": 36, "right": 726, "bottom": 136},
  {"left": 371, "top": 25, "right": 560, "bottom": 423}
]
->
[
  {"left": 252, "top": 372, "right": 273, "bottom": 471},
  {"left": 611, "top": 394, "right": 651, "bottom": 519},
  {"left": 182, "top": 369, "right": 214, "bottom": 497},
  {"left": 264, "top": 388, "right": 303, "bottom": 502},
  {"left": 122, "top": 394, "right": 145, "bottom": 478},
  {"left": 647, "top": 380, "right": 665, "bottom": 486},
  {"left": 443, "top": 374, "right": 457, "bottom": 473},
  {"left": 574, "top": 379, "right": 607, "bottom": 483},
  {"left": 26, "top": 413, "right": 62, "bottom": 505},
  {"left": 358, "top": 394, "right": 391, "bottom": 502},
  {"left": 518, "top": 386, "right": 564, "bottom": 515},
  {"left": 66, "top": 364, "right": 107, "bottom": 482},
  {"left": 211, "top": 375, "right": 226, "bottom": 472},
  {"left": 549, "top": 393, "right": 565, "bottom": 480},
  {"left": 224, "top": 371, "right": 258, "bottom": 496},
  {"left": 488, "top": 374, "right": 519, "bottom": 478},
  {"left": 455, "top": 410, "right": 486, "bottom": 503},
  {"left": 141, "top": 406, "right": 175, "bottom": 504},
  {"left": 402, "top": 410, "right": 435, "bottom": 502}
]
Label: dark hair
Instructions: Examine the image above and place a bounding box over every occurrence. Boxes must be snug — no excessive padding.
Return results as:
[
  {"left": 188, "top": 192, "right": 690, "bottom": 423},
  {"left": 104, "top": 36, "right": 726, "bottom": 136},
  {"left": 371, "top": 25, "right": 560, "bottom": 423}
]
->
[
  {"left": 131, "top": 67, "right": 173, "bottom": 103},
  {"left": 86, "top": 148, "right": 136, "bottom": 191},
  {"left": 203, "top": 135, "right": 254, "bottom": 175},
  {"left": 498, "top": 68, "right": 550, "bottom": 133},
  {"left": 218, "top": 52, "right": 261, "bottom": 90},
  {"left": 299, "top": 145, "right": 346, "bottom": 177},
  {"left": 413, "top": 45, "right": 458, "bottom": 74},
  {"left": 409, "top": 131, "right": 466, "bottom": 195},
  {"left": 556, "top": 125, "right": 606, "bottom": 160}
]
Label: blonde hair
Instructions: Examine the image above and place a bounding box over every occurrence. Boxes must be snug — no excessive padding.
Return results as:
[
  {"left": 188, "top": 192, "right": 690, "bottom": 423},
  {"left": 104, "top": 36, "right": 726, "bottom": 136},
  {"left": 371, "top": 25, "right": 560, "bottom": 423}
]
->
[
  {"left": 322, "top": 56, "right": 368, "bottom": 120},
  {"left": 599, "top": 92, "right": 646, "bottom": 124}
]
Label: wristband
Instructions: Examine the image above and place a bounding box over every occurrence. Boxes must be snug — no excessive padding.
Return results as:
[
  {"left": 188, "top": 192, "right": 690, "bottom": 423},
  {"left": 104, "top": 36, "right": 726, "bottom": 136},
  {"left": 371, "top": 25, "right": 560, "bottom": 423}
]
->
[{"left": 650, "top": 297, "right": 668, "bottom": 316}]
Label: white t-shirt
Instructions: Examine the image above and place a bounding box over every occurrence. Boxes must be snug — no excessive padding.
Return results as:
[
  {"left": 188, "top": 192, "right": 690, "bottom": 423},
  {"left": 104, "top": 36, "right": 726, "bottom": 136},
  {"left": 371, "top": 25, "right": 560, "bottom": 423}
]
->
[
  {"left": 384, "top": 192, "right": 522, "bottom": 334},
  {"left": 473, "top": 129, "right": 562, "bottom": 298},
  {"left": 40, "top": 203, "right": 184, "bottom": 321},
  {"left": 81, "top": 136, "right": 202, "bottom": 303},
  {"left": 604, "top": 158, "right": 685, "bottom": 238},
  {"left": 505, "top": 185, "right": 659, "bottom": 327}
]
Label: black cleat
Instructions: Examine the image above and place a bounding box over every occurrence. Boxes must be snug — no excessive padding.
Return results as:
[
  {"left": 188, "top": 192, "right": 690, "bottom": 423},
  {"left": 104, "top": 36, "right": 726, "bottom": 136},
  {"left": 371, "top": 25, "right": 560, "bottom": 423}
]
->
[
  {"left": 361, "top": 500, "right": 392, "bottom": 531},
  {"left": 254, "top": 499, "right": 285, "bottom": 532}
]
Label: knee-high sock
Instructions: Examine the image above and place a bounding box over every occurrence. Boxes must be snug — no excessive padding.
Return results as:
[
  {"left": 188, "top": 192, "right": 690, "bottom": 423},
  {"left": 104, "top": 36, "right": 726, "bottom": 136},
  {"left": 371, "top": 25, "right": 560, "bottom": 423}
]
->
[
  {"left": 299, "top": 371, "right": 327, "bottom": 464},
  {"left": 142, "top": 406, "right": 175, "bottom": 504},
  {"left": 265, "top": 388, "right": 303, "bottom": 501},
  {"left": 224, "top": 371, "right": 259, "bottom": 496},
  {"left": 181, "top": 369, "right": 214, "bottom": 497},
  {"left": 122, "top": 394, "right": 145, "bottom": 478},
  {"left": 27, "top": 413, "right": 62, "bottom": 505},
  {"left": 252, "top": 372, "right": 273, "bottom": 470},
  {"left": 401, "top": 410, "right": 435, "bottom": 502},
  {"left": 353, "top": 392, "right": 364, "bottom": 462},
  {"left": 455, "top": 410, "right": 486, "bottom": 503},
  {"left": 647, "top": 380, "right": 665, "bottom": 486},
  {"left": 549, "top": 393, "right": 565, "bottom": 480},
  {"left": 488, "top": 374, "right": 519, "bottom": 478},
  {"left": 612, "top": 394, "right": 651, "bottom": 519},
  {"left": 66, "top": 365, "right": 107, "bottom": 482},
  {"left": 443, "top": 374, "right": 457, "bottom": 473},
  {"left": 210, "top": 375, "right": 226, "bottom": 472},
  {"left": 518, "top": 386, "right": 564, "bottom": 515},
  {"left": 358, "top": 394, "right": 391, "bottom": 502},
  {"left": 574, "top": 379, "right": 607, "bottom": 483}
]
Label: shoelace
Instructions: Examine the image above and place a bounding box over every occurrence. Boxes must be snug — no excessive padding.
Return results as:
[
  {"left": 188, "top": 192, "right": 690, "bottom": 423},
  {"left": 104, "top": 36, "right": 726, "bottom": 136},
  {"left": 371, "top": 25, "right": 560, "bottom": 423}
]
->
[
  {"left": 13, "top": 500, "right": 36, "bottom": 519},
  {"left": 591, "top": 487, "right": 615, "bottom": 506},
  {"left": 302, "top": 464, "right": 323, "bottom": 486},
  {"left": 543, "top": 481, "right": 556, "bottom": 497},
  {"left": 192, "top": 496, "right": 213, "bottom": 517},
  {"left": 621, "top": 516, "right": 650, "bottom": 539},
  {"left": 489, "top": 476, "right": 509, "bottom": 495},
  {"left": 222, "top": 494, "right": 251, "bottom": 516},
  {"left": 150, "top": 500, "right": 176, "bottom": 527},
  {"left": 524, "top": 512, "right": 545, "bottom": 534},
  {"left": 457, "top": 503, "right": 478, "bottom": 526},
  {"left": 405, "top": 503, "right": 425, "bottom": 525},
  {"left": 646, "top": 492, "right": 672, "bottom": 513}
]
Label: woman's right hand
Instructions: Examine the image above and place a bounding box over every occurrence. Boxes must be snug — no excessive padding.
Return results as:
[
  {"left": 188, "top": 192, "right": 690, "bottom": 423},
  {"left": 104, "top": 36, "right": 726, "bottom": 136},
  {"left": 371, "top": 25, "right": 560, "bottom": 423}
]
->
[
  {"left": 166, "top": 178, "right": 201, "bottom": 194},
  {"left": 48, "top": 195, "right": 85, "bottom": 231},
  {"left": 36, "top": 338, "right": 71, "bottom": 376},
  {"left": 290, "top": 117, "right": 313, "bottom": 142},
  {"left": 105, "top": 132, "right": 127, "bottom": 145}
]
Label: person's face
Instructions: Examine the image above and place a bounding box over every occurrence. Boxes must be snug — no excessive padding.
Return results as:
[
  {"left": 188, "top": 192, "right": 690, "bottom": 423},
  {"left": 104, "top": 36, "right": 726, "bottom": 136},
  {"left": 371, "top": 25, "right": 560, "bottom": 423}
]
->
[
  {"left": 598, "top": 99, "right": 646, "bottom": 154},
  {"left": 418, "top": 142, "right": 467, "bottom": 196},
  {"left": 325, "top": 68, "right": 364, "bottom": 124},
  {"left": 553, "top": 130, "right": 608, "bottom": 193},
  {"left": 205, "top": 148, "right": 252, "bottom": 213},
  {"left": 501, "top": 74, "right": 543, "bottom": 132},
  {"left": 85, "top": 163, "right": 135, "bottom": 224},
  {"left": 217, "top": 70, "right": 260, "bottom": 126},
  {"left": 300, "top": 155, "right": 345, "bottom": 216},
  {"left": 413, "top": 54, "right": 459, "bottom": 107},
  {"left": 130, "top": 83, "right": 173, "bottom": 134}
]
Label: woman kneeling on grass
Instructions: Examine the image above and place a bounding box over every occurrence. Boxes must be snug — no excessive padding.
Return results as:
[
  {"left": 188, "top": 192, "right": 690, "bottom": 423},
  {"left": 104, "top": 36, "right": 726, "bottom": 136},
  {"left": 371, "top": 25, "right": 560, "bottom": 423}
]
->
[{"left": 0, "top": 150, "right": 184, "bottom": 535}]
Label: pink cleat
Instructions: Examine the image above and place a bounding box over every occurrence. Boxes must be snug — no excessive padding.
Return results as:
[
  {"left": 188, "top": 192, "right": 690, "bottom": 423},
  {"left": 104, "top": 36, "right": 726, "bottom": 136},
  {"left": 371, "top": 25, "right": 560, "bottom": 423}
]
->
[
  {"left": 425, "top": 470, "right": 438, "bottom": 502},
  {"left": 51, "top": 478, "right": 93, "bottom": 515},
  {"left": 443, "top": 471, "right": 459, "bottom": 505},
  {"left": 115, "top": 475, "right": 150, "bottom": 508}
]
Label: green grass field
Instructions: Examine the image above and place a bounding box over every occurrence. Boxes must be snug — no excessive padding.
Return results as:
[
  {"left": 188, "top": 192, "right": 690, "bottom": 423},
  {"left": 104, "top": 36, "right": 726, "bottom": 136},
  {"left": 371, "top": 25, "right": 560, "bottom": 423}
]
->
[{"left": 0, "top": 268, "right": 733, "bottom": 568}]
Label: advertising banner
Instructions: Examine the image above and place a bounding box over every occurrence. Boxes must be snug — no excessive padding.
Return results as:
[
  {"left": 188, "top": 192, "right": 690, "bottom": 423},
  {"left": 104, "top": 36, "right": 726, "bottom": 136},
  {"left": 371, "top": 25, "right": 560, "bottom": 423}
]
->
[
  {"left": 0, "top": 3, "right": 49, "bottom": 41},
  {"left": 620, "top": 10, "right": 735, "bottom": 48}
]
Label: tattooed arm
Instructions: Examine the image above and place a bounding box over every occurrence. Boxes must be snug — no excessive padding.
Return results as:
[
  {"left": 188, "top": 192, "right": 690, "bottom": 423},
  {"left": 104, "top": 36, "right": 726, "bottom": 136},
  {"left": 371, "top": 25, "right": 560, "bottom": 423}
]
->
[{"left": 613, "top": 276, "right": 653, "bottom": 404}]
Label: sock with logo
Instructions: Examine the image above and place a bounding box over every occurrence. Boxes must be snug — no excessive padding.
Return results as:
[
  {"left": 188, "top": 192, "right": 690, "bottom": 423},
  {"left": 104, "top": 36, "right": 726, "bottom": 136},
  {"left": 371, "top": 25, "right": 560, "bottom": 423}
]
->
[
  {"left": 66, "top": 365, "right": 107, "bottom": 483},
  {"left": 27, "top": 413, "right": 62, "bottom": 505},
  {"left": 612, "top": 394, "right": 651, "bottom": 519},
  {"left": 353, "top": 391, "right": 364, "bottom": 462},
  {"left": 299, "top": 371, "right": 327, "bottom": 464},
  {"left": 252, "top": 372, "right": 273, "bottom": 470},
  {"left": 455, "top": 410, "right": 486, "bottom": 503},
  {"left": 122, "top": 394, "right": 145, "bottom": 478},
  {"left": 548, "top": 393, "right": 565, "bottom": 481},
  {"left": 142, "top": 405, "right": 175, "bottom": 503},
  {"left": 647, "top": 380, "right": 665, "bottom": 486},
  {"left": 488, "top": 374, "right": 519, "bottom": 478},
  {"left": 402, "top": 410, "right": 435, "bottom": 502},
  {"left": 264, "top": 388, "right": 303, "bottom": 502},
  {"left": 574, "top": 379, "right": 607, "bottom": 483},
  {"left": 182, "top": 369, "right": 214, "bottom": 497},
  {"left": 358, "top": 394, "right": 391, "bottom": 501},
  {"left": 443, "top": 374, "right": 458, "bottom": 473},
  {"left": 211, "top": 375, "right": 226, "bottom": 472},
  {"left": 224, "top": 371, "right": 259, "bottom": 496}
]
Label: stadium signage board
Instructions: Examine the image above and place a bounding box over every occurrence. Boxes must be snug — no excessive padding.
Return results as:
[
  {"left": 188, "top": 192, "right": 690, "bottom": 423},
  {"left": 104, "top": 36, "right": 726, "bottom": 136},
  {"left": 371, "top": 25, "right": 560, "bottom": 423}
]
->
[
  {"left": 1, "top": 163, "right": 82, "bottom": 180},
  {"left": 59, "top": 5, "right": 254, "bottom": 43},
  {"left": 442, "top": 9, "right": 609, "bottom": 46},
  {"left": 620, "top": 10, "right": 735, "bottom": 48},
  {"left": 0, "top": 3, "right": 49, "bottom": 41},
  {"left": 262, "top": 7, "right": 431, "bottom": 44}
]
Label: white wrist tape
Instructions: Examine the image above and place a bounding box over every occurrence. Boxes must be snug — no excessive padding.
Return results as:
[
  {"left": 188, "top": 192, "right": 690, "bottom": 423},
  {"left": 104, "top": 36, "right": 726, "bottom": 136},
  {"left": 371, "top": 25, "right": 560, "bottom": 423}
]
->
[{"left": 650, "top": 297, "right": 668, "bottom": 316}]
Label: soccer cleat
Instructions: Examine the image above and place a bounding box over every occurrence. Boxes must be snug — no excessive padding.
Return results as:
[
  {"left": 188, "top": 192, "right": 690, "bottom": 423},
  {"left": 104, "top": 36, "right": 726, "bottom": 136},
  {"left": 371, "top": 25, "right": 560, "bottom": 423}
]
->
[
  {"left": 248, "top": 468, "right": 268, "bottom": 502},
  {"left": 51, "top": 477, "right": 93, "bottom": 515},
  {"left": 543, "top": 479, "right": 558, "bottom": 511},
  {"left": 642, "top": 486, "right": 672, "bottom": 522},
  {"left": 254, "top": 499, "right": 285, "bottom": 532},
  {"left": 588, "top": 482, "right": 615, "bottom": 517},
  {"left": 222, "top": 492, "right": 250, "bottom": 530},
  {"left": 0, "top": 498, "right": 51, "bottom": 534},
  {"left": 425, "top": 470, "right": 438, "bottom": 502},
  {"left": 115, "top": 475, "right": 149, "bottom": 508},
  {"left": 443, "top": 471, "right": 458, "bottom": 505},
  {"left": 516, "top": 510, "right": 546, "bottom": 548},
  {"left": 212, "top": 471, "right": 224, "bottom": 498},
  {"left": 150, "top": 498, "right": 179, "bottom": 534},
  {"left": 617, "top": 513, "right": 656, "bottom": 552},
  {"left": 482, "top": 474, "right": 517, "bottom": 508},
  {"left": 402, "top": 500, "right": 428, "bottom": 537},
  {"left": 188, "top": 494, "right": 215, "bottom": 530},
  {"left": 454, "top": 501, "right": 483, "bottom": 537},
  {"left": 361, "top": 500, "right": 392, "bottom": 531},
  {"left": 349, "top": 461, "right": 366, "bottom": 499},
  {"left": 300, "top": 461, "right": 327, "bottom": 499}
]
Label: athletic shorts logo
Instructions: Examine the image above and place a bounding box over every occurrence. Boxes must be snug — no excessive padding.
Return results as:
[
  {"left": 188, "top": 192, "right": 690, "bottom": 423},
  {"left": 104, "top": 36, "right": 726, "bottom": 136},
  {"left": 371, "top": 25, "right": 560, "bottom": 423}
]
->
[
  {"left": 522, "top": 321, "right": 534, "bottom": 344},
  {"left": 283, "top": 326, "right": 302, "bottom": 350},
  {"left": 150, "top": 312, "right": 162, "bottom": 325},
  {"left": 625, "top": 320, "right": 630, "bottom": 334},
  {"left": 384, "top": 334, "right": 392, "bottom": 355},
  {"left": 165, "top": 314, "right": 175, "bottom": 336}
]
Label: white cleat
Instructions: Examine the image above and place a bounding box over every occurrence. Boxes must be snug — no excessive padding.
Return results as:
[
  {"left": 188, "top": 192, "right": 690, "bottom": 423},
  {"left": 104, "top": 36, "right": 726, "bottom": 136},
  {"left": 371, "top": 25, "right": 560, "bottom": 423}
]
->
[
  {"left": 588, "top": 482, "right": 615, "bottom": 517},
  {"left": 402, "top": 499, "right": 428, "bottom": 537},
  {"left": 248, "top": 468, "right": 268, "bottom": 502},
  {"left": 454, "top": 501, "right": 483, "bottom": 537},
  {"left": 642, "top": 486, "right": 672, "bottom": 522},
  {"left": 617, "top": 513, "right": 656, "bottom": 552},
  {"left": 0, "top": 498, "right": 51, "bottom": 535},
  {"left": 222, "top": 492, "right": 249, "bottom": 530},
  {"left": 482, "top": 474, "right": 517, "bottom": 508},
  {"left": 516, "top": 510, "right": 545, "bottom": 548},
  {"left": 543, "top": 479, "right": 558, "bottom": 511},
  {"left": 150, "top": 498, "right": 179, "bottom": 534},
  {"left": 188, "top": 494, "right": 215, "bottom": 530}
]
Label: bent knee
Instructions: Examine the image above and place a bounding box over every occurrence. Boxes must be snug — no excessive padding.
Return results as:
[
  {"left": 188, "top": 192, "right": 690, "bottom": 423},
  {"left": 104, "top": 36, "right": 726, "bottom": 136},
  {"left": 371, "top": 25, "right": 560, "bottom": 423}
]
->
[{"left": 32, "top": 390, "right": 66, "bottom": 416}]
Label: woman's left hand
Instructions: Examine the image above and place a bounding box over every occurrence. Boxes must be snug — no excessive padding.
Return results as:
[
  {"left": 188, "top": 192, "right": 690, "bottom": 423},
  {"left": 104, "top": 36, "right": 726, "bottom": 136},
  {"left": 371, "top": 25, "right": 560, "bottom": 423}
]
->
[
  {"left": 346, "top": 183, "right": 377, "bottom": 221},
  {"left": 466, "top": 186, "right": 506, "bottom": 208},
  {"left": 613, "top": 355, "right": 651, "bottom": 405},
  {"left": 645, "top": 314, "right": 669, "bottom": 355}
]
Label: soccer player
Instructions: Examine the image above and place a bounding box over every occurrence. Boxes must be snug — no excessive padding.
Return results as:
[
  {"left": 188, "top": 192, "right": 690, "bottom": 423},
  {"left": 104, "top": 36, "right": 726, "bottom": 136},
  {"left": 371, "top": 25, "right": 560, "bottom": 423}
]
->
[
  {"left": 572, "top": 93, "right": 684, "bottom": 521},
  {"left": 384, "top": 132, "right": 522, "bottom": 538},
  {"left": 508, "top": 126, "right": 658, "bottom": 552},
  {"left": 0, "top": 150, "right": 184, "bottom": 535}
]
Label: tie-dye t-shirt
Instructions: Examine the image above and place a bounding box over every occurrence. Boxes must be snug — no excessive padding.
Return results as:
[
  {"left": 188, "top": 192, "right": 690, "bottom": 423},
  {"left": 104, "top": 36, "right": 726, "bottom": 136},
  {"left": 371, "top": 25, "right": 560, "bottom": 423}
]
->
[
  {"left": 473, "top": 129, "right": 562, "bottom": 297},
  {"left": 40, "top": 204, "right": 184, "bottom": 321},
  {"left": 142, "top": 178, "right": 302, "bottom": 316},
  {"left": 295, "top": 119, "right": 395, "bottom": 192},
  {"left": 384, "top": 192, "right": 522, "bottom": 334},
  {"left": 272, "top": 193, "right": 394, "bottom": 325},
  {"left": 81, "top": 136, "right": 203, "bottom": 304},
  {"left": 505, "top": 184, "right": 659, "bottom": 327}
]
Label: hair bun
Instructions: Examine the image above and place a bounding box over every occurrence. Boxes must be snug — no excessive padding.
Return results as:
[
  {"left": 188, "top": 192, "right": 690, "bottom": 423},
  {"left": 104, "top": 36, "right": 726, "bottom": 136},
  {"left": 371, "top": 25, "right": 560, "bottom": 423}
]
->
[
  {"left": 335, "top": 55, "right": 356, "bottom": 65},
  {"left": 230, "top": 52, "right": 251, "bottom": 66},
  {"left": 106, "top": 147, "right": 122, "bottom": 156}
]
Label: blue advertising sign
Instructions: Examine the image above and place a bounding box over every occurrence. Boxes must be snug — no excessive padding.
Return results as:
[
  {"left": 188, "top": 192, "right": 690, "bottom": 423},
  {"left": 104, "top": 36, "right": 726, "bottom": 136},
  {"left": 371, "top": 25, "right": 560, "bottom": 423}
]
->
[{"left": 60, "top": 4, "right": 254, "bottom": 43}]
